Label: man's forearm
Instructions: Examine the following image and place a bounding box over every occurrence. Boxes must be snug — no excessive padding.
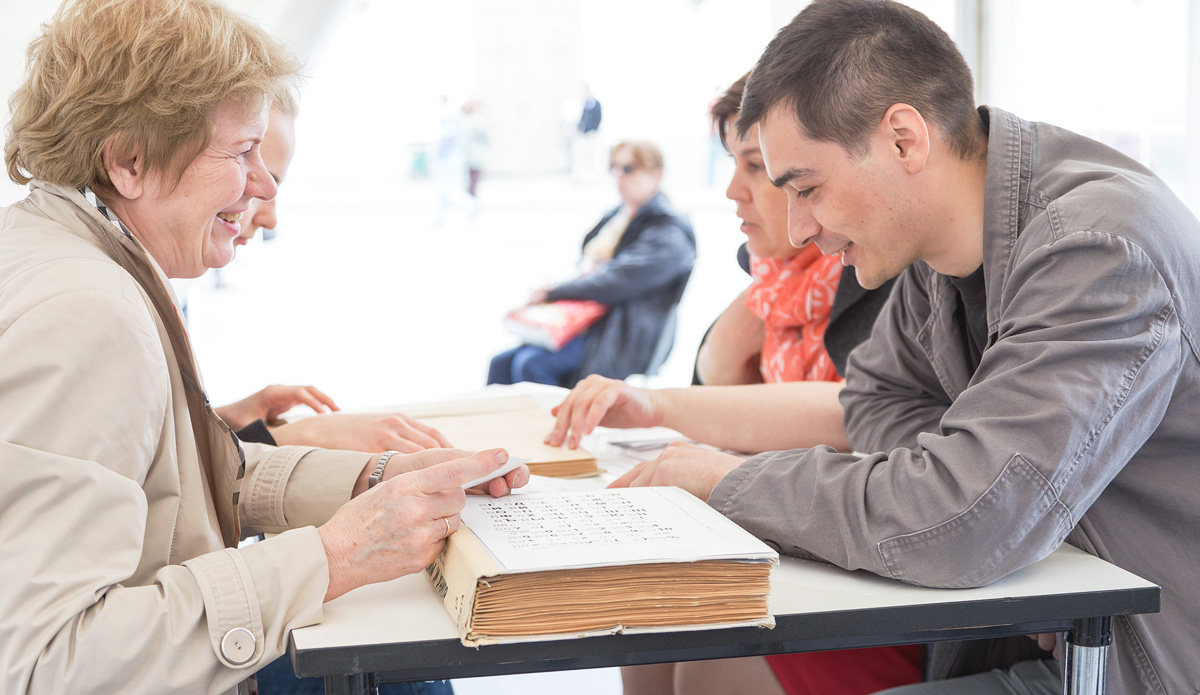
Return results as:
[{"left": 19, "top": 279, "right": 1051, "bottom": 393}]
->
[{"left": 659, "top": 381, "right": 849, "bottom": 453}]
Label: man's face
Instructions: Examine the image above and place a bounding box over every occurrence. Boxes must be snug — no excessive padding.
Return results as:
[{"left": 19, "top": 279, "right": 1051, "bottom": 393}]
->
[
  {"left": 235, "top": 110, "right": 296, "bottom": 247},
  {"left": 758, "top": 105, "right": 920, "bottom": 289}
]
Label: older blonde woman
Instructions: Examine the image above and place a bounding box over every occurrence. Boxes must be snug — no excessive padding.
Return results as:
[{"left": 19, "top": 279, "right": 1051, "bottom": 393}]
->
[{"left": 0, "top": 2, "right": 525, "bottom": 694}]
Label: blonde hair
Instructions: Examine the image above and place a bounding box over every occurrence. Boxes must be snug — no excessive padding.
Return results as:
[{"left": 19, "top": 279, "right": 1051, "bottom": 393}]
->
[
  {"left": 611, "top": 140, "right": 664, "bottom": 173},
  {"left": 5, "top": 0, "right": 300, "bottom": 196}
]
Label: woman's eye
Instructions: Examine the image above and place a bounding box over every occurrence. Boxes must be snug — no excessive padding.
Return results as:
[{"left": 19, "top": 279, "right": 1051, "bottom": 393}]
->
[{"left": 747, "top": 162, "right": 763, "bottom": 173}]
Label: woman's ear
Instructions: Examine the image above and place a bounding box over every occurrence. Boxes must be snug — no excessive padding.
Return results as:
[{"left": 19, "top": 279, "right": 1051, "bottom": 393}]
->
[{"left": 102, "top": 133, "right": 146, "bottom": 200}]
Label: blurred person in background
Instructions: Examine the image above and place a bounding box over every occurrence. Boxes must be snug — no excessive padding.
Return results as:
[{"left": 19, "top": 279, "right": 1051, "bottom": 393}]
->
[
  {"left": 572, "top": 84, "right": 603, "bottom": 180},
  {"left": 0, "top": 2, "right": 524, "bottom": 693},
  {"left": 488, "top": 140, "right": 695, "bottom": 388},
  {"left": 461, "top": 99, "right": 488, "bottom": 200}
]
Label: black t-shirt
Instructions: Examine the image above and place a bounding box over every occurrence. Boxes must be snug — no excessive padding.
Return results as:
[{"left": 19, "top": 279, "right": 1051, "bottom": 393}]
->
[{"left": 948, "top": 265, "right": 988, "bottom": 372}]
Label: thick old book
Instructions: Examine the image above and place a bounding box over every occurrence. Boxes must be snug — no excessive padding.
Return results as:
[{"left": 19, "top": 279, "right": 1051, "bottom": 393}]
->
[
  {"left": 426, "top": 487, "right": 778, "bottom": 646},
  {"left": 402, "top": 395, "right": 599, "bottom": 478}
]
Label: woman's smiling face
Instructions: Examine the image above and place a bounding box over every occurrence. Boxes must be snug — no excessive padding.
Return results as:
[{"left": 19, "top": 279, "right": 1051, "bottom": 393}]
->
[{"left": 117, "top": 99, "right": 278, "bottom": 278}]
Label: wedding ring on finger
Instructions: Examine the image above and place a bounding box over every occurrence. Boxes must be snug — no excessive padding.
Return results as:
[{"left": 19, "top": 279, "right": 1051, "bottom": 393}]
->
[{"left": 444, "top": 517, "right": 452, "bottom": 538}]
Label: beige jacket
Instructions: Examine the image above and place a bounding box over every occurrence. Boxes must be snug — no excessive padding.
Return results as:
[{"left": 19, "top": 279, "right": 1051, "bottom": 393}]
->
[{"left": 0, "top": 181, "right": 372, "bottom": 694}]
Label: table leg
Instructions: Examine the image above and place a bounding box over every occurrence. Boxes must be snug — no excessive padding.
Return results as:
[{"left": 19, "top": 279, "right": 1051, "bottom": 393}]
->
[
  {"left": 323, "top": 673, "right": 376, "bottom": 695},
  {"left": 1064, "top": 616, "right": 1112, "bottom": 695}
]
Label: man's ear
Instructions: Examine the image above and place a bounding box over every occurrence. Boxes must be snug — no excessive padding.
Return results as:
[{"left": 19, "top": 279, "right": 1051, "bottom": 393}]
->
[
  {"left": 879, "top": 104, "right": 929, "bottom": 175},
  {"left": 102, "top": 133, "right": 146, "bottom": 200}
]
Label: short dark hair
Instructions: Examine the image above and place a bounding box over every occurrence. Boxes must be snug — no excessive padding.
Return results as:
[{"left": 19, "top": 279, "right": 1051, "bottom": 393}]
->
[
  {"left": 709, "top": 73, "right": 749, "bottom": 152},
  {"left": 739, "top": 0, "right": 985, "bottom": 161}
]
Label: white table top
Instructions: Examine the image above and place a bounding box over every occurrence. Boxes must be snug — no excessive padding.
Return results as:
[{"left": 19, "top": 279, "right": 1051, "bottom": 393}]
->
[{"left": 293, "top": 385, "right": 1157, "bottom": 656}]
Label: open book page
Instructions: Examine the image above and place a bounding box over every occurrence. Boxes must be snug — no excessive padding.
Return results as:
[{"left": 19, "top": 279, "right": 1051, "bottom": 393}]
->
[
  {"left": 388, "top": 395, "right": 599, "bottom": 477},
  {"left": 460, "top": 487, "right": 777, "bottom": 573}
]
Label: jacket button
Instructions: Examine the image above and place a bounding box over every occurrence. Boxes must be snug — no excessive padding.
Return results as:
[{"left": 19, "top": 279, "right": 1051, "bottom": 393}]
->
[{"left": 221, "top": 627, "right": 256, "bottom": 665}]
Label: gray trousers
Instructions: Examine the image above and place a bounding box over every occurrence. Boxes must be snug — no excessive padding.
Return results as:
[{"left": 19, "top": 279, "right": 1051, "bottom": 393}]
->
[{"left": 876, "top": 659, "right": 1060, "bottom": 695}]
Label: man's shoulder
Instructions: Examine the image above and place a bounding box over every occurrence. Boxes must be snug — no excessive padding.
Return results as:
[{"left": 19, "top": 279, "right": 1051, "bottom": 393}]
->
[{"left": 1028, "top": 124, "right": 1197, "bottom": 245}]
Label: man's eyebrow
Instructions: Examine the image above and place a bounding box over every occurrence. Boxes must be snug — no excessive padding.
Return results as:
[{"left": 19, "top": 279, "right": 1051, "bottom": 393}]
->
[
  {"left": 736, "top": 145, "right": 760, "bottom": 158},
  {"left": 770, "top": 167, "right": 816, "bottom": 188}
]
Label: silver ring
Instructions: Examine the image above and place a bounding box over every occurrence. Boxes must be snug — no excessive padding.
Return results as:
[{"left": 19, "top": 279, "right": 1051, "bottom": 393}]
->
[{"left": 444, "top": 517, "right": 452, "bottom": 537}]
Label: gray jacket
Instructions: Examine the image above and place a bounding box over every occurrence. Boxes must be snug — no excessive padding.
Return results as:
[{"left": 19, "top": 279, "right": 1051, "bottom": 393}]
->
[{"left": 709, "top": 107, "right": 1200, "bottom": 694}]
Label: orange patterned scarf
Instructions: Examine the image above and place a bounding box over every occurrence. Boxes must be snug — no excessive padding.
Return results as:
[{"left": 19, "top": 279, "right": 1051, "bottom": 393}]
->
[{"left": 746, "top": 244, "right": 843, "bottom": 383}]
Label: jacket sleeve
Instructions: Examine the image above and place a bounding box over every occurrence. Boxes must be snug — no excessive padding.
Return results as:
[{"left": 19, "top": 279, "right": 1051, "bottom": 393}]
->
[
  {"left": 709, "top": 229, "right": 1180, "bottom": 588},
  {"left": 0, "top": 288, "right": 327, "bottom": 694},
  {"left": 839, "top": 266, "right": 953, "bottom": 451},
  {"left": 545, "top": 218, "right": 695, "bottom": 305},
  {"left": 239, "top": 442, "right": 370, "bottom": 534}
]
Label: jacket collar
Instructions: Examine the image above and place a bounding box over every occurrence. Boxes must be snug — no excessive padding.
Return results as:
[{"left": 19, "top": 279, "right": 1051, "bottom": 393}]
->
[
  {"left": 979, "top": 106, "right": 1035, "bottom": 336},
  {"left": 28, "top": 180, "right": 180, "bottom": 306}
]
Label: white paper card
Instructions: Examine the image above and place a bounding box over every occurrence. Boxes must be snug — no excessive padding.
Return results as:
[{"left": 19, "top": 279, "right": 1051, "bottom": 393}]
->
[{"left": 460, "top": 457, "right": 531, "bottom": 489}]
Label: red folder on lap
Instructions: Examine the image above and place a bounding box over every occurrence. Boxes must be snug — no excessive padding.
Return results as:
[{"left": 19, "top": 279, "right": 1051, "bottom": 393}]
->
[{"left": 504, "top": 300, "right": 608, "bottom": 351}]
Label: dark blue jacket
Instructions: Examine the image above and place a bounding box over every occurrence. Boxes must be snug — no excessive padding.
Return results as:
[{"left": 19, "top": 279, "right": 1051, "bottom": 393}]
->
[{"left": 547, "top": 192, "right": 695, "bottom": 384}]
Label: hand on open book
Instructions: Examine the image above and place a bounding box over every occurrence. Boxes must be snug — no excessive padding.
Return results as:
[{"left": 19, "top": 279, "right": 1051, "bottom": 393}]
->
[
  {"left": 607, "top": 441, "right": 744, "bottom": 502},
  {"left": 547, "top": 374, "right": 665, "bottom": 449},
  {"left": 215, "top": 384, "right": 339, "bottom": 430},
  {"left": 270, "top": 412, "right": 452, "bottom": 452},
  {"left": 319, "top": 448, "right": 522, "bottom": 602}
]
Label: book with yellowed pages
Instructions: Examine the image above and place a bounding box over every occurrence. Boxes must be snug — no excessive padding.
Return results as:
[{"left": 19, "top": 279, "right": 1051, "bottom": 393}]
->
[
  {"left": 425, "top": 487, "right": 778, "bottom": 646},
  {"left": 398, "top": 395, "right": 599, "bottom": 478}
]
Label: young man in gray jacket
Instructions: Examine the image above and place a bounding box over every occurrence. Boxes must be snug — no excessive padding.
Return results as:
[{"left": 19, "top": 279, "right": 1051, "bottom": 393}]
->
[{"left": 610, "top": 1, "right": 1200, "bottom": 692}]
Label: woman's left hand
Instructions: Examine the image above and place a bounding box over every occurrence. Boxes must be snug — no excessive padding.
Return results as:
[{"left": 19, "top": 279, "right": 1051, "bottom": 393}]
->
[{"left": 216, "top": 384, "right": 339, "bottom": 430}]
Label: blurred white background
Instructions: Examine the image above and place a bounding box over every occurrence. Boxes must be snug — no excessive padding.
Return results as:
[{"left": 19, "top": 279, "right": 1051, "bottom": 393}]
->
[{"left": 2, "top": 1, "right": 1198, "bottom": 689}]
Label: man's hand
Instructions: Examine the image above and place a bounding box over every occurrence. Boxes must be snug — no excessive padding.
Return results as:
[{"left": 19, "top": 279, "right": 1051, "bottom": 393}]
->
[
  {"left": 271, "top": 412, "right": 452, "bottom": 453},
  {"left": 608, "top": 441, "right": 744, "bottom": 502},
  {"left": 546, "top": 374, "right": 665, "bottom": 449},
  {"left": 216, "top": 384, "right": 338, "bottom": 430},
  {"left": 320, "top": 449, "right": 526, "bottom": 602}
]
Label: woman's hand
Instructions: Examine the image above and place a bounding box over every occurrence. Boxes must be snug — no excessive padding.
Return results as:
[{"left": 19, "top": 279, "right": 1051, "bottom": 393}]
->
[
  {"left": 270, "top": 412, "right": 452, "bottom": 452},
  {"left": 528, "top": 286, "right": 552, "bottom": 305},
  {"left": 356, "top": 448, "right": 529, "bottom": 499},
  {"left": 216, "top": 385, "right": 338, "bottom": 430},
  {"left": 608, "top": 441, "right": 744, "bottom": 502},
  {"left": 319, "top": 449, "right": 526, "bottom": 602},
  {"left": 546, "top": 374, "right": 665, "bottom": 449}
]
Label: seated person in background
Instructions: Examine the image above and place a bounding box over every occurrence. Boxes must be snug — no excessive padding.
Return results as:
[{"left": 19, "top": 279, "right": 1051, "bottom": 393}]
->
[
  {"left": 488, "top": 140, "right": 696, "bottom": 388},
  {"left": 553, "top": 74, "right": 919, "bottom": 695},
  {"left": 609, "top": 2, "right": 1200, "bottom": 693},
  {"left": 210, "top": 104, "right": 451, "bottom": 455}
]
